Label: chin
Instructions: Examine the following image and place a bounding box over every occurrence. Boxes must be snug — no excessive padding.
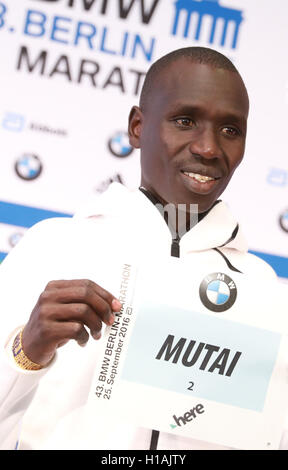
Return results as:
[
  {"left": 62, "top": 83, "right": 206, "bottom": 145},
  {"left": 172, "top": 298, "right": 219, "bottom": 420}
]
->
[{"left": 170, "top": 192, "right": 218, "bottom": 214}]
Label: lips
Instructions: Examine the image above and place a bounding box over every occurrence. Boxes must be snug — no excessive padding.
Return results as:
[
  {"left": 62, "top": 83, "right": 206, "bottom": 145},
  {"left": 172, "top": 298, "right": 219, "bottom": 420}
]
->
[
  {"left": 182, "top": 171, "right": 216, "bottom": 183},
  {"left": 180, "top": 167, "right": 223, "bottom": 183},
  {"left": 179, "top": 167, "right": 223, "bottom": 195}
]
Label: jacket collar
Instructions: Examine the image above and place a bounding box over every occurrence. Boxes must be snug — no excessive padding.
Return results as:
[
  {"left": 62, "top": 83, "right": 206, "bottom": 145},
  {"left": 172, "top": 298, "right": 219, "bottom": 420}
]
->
[{"left": 74, "top": 182, "right": 248, "bottom": 254}]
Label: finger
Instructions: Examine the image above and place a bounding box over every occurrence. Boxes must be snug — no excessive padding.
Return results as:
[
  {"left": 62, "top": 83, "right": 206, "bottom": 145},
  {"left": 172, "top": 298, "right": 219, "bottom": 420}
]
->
[
  {"left": 42, "top": 286, "right": 118, "bottom": 326},
  {"left": 111, "top": 298, "right": 122, "bottom": 312},
  {"left": 91, "top": 283, "right": 122, "bottom": 312},
  {"left": 48, "top": 303, "right": 103, "bottom": 338},
  {"left": 40, "top": 320, "right": 90, "bottom": 348},
  {"left": 86, "top": 282, "right": 122, "bottom": 314},
  {"left": 59, "top": 321, "right": 90, "bottom": 347},
  {"left": 45, "top": 280, "right": 122, "bottom": 312}
]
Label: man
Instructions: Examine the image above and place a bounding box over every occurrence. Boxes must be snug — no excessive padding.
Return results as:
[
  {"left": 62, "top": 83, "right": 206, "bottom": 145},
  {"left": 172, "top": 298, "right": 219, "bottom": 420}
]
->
[{"left": 0, "top": 47, "right": 281, "bottom": 450}]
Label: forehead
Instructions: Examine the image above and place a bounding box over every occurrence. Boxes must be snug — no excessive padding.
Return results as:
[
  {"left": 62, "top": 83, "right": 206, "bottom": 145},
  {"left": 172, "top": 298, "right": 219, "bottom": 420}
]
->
[{"left": 146, "top": 59, "right": 249, "bottom": 118}]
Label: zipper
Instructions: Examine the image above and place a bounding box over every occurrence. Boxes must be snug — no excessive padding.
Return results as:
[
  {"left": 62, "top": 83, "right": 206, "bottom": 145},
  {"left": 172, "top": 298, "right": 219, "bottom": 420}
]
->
[
  {"left": 150, "top": 233, "right": 181, "bottom": 450},
  {"left": 140, "top": 187, "right": 181, "bottom": 450},
  {"left": 171, "top": 233, "right": 181, "bottom": 258}
]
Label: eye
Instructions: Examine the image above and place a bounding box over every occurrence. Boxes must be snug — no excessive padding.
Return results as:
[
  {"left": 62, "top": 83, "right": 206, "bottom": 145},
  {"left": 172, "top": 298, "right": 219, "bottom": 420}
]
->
[
  {"left": 174, "top": 117, "right": 195, "bottom": 128},
  {"left": 221, "top": 126, "right": 241, "bottom": 137}
]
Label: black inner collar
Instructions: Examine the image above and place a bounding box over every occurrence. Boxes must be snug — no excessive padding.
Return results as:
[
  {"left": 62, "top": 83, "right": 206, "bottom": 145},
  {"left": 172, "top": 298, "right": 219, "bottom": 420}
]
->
[{"left": 139, "top": 186, "right": 220, "bottom": 239}]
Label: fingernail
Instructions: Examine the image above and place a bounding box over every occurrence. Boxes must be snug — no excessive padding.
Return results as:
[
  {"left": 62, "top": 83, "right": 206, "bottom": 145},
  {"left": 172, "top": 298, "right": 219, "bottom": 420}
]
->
[
  {"left": 112, "top": 299, "right": 122, "bottom": 311},
  {"left": 92, "top": 331, "right": 101, "bottom": 340},
  {"left": 108, "top": 313, "right": 115, "bottom": 325}
]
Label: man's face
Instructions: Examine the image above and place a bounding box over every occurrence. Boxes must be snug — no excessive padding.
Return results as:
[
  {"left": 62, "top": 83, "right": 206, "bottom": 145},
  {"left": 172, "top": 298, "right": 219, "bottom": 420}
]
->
[{"left": 129, "top": 59, "right": 249, "bottom": 213}]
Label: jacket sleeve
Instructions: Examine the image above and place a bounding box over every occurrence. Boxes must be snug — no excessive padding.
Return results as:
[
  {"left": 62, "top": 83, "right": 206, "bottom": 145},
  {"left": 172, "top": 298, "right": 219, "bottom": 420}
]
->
[
  {"left": 0, "top": 340, "right": 50, "bottom": 450},
  {"left": 0, "top": 219, "right": 62, "bottom": 449}
]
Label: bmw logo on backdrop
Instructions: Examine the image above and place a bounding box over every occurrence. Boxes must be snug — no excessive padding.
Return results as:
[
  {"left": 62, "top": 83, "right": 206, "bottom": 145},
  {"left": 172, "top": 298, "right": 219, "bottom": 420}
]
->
[
  {"left": 108, "top": 131, "right": 134, "bottom": 158},
  {"left": 14, "top": 153, "right": 43, "bottom": 180},
  {"left": 279, "top": 209, "right": 288, "bottom": 233},
  {"left": 199, "top": 273, "right": 237, "bottom": 312}
]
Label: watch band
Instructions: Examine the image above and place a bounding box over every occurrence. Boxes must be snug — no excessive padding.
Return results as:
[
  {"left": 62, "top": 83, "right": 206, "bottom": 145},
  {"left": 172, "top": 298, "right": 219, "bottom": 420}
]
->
[{"left": 12, "top": 328, "right": 42, "bottom": 371}]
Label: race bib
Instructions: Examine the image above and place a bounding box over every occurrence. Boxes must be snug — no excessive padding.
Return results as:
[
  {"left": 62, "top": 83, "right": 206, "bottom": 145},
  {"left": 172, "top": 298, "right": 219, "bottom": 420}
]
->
[{"left": 88, "top": 259, "right": 288, "bottom": 450}]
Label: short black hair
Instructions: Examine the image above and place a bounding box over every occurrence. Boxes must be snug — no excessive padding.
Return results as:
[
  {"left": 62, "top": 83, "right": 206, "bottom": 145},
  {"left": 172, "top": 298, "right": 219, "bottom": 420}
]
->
[{"left": 139, "top": 47, "right": 240, "bottom": 111}]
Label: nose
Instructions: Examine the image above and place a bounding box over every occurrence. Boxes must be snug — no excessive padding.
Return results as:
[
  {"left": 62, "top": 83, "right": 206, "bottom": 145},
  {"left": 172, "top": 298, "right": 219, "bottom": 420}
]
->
[{"left": 188, "top": 127, "right": 223, "bottom": 160}]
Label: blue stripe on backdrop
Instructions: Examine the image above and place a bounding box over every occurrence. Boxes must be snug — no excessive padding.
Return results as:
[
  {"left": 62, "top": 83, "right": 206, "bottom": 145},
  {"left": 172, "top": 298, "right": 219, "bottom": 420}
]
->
[
  {"left": 249, "top": 250, "right": 288, "bottom": 279},
  {"left": 0, "top": 200, "right": 72, "bottom": 228}
]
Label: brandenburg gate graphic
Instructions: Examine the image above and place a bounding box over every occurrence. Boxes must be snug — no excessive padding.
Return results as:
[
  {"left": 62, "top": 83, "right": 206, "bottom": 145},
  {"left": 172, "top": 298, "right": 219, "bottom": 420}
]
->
[{"left": 172, "top": 0, "right": 244, "bottom": 49}]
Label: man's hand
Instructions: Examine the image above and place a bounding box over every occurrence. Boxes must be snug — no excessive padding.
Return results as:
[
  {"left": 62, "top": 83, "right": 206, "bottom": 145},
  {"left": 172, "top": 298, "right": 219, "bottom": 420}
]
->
[{"left": 21, "top": 279, "right": 122, "bottom": 367}]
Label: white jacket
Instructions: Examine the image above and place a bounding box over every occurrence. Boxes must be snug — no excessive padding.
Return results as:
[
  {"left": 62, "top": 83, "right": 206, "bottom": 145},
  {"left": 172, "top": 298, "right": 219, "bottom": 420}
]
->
[{"left": 0, "top": 183, "right": 282, "bottom": 450}]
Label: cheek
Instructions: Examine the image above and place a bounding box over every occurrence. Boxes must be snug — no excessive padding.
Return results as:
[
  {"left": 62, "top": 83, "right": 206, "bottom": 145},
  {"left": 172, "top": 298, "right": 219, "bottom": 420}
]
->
[
  {"left": 224, "top": 143, "right": 245, "bottom": 171},
  {"left": 142, "top": 128, "right": 175, "bottom": 162},
  {"left": 232, "top": 151, "right": 244, "bottom": 170},
  {"left": 157, "top": 127, "right": 184, "bottom": 162}
]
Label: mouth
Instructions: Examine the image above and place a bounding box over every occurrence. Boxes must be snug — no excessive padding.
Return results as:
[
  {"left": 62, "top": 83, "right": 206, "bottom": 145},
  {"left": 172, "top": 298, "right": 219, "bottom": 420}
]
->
[
  {"left": 180, "top": 169, "right": 222, "bottom": 194},
  {"left": 182, "top": 171, "right": 218, "bottom": 183}
]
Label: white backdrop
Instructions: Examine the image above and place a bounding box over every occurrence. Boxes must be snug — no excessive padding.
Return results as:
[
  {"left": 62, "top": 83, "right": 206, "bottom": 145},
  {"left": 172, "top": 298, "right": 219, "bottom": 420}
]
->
[{"left": 0, "top": 0, "right": 287, "bottom": 281}]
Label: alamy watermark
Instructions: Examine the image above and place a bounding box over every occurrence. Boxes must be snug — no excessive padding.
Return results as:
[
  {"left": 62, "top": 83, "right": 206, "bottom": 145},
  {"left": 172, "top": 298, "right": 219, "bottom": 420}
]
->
[{"left": 154, "top": 203, "right": 199, "bottom": 238}]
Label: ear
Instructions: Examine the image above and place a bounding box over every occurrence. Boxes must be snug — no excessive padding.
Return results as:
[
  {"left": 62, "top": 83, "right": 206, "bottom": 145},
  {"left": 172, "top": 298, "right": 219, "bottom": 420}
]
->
[{"left": 128, "top": 106, "right": 143, "bottom": 149}]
